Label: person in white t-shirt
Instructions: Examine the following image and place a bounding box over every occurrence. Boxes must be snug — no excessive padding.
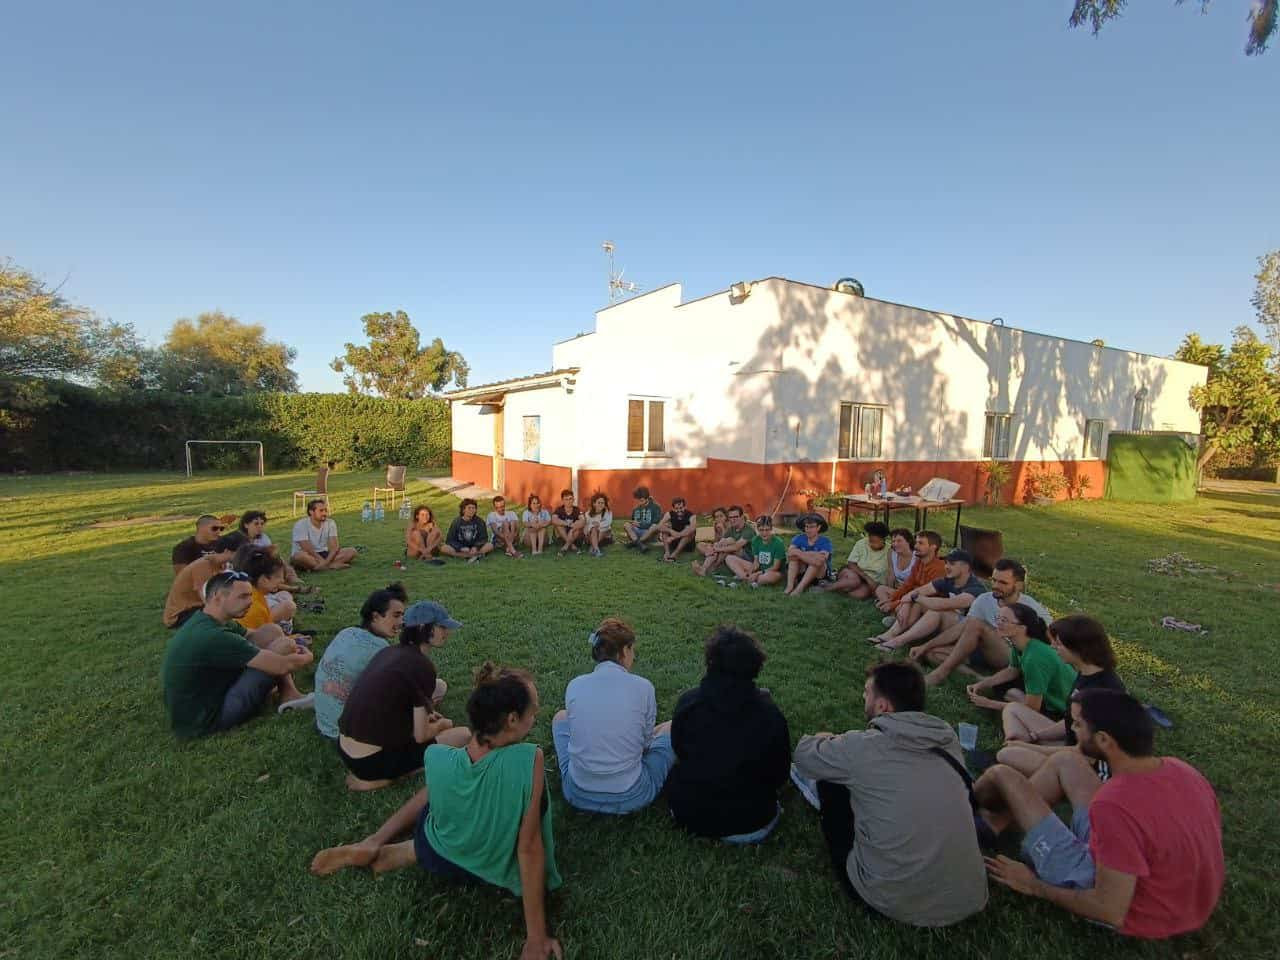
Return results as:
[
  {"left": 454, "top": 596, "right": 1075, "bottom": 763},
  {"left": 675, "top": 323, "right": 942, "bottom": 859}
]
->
[
  {"left": 910, "top": 558, "right": 1051, "bottom": 686},
  {"left": 486, "top": 496, "right": 523, "bottom": 559},
  {"left": 291, "top": 499, "right": 357, "bottom": 571},
  {"left": 582, "top": 492, "right": 614, "bottom": 558},
  {"left": 521, "top": 494, "right": 552, "bottom": 556}
]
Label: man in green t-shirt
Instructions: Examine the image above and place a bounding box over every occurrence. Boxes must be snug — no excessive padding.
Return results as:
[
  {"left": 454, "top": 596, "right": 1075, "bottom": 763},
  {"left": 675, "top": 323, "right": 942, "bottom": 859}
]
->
[
  {"left": 725, "top": 515, "right": 786, "bottom": 588},
  {"left": 162, "top": 570, "right": 315, "bottom": 738},
  {"left": 692, "top": 504, "right": 755, "bottom": 576},
  {"left": 621, "top": 486, "right": 664, "bottom": 552}
]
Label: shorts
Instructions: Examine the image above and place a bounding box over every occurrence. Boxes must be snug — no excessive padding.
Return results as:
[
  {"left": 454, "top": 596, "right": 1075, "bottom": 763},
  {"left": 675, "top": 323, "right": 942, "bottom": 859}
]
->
[
  {"left": 338, "top": 740, "right": 430, "bottom": 782},
  {"left": 1022, "top": 807, "right": 1096, "bottom": 889},
  {"left": 629, "top": 523, "right": 654, "bottom": 536},
  {"left": 552, "top": 714, "right": 676, "bottom": 815},
  {"left": 968, "top": 647, "right": 992, "bottom": 670},
  {"left": 413, "top": 803, "right": 489, "bottom": 885},
  {"left": 213, "top": 668, "right": 277, "bottom": 732}
]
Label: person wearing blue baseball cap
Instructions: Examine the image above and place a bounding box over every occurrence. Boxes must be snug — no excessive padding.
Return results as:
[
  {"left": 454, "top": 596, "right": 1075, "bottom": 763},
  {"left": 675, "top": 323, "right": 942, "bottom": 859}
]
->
[{"left": 335, "top": 600, "right": 471, "bottom": 791}]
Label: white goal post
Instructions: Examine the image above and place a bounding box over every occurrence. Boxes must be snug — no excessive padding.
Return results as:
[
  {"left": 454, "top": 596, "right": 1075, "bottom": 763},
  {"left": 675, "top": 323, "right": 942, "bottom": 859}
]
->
[{"left": 185, "top": 440, "right": 265, "bottom": 478}]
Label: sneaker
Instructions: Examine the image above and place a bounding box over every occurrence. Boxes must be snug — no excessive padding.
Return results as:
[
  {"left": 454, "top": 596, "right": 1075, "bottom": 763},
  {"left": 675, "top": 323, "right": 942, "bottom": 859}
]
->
[
  {"left": 278, "top": 692, "right": 315, "bottom": 715},
  {"left": 749, "top": 581, "right": 760, "bottom": 589},
  {"left": 591, "top": 547, "right": 602, "bottom": 557},
  {"left": 790, "top": 764, "right": 820, "bottom": 810}
]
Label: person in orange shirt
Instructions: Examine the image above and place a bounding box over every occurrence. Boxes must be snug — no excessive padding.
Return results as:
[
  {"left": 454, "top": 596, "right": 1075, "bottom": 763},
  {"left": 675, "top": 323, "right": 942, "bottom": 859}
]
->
[
  {"left": 868, "top": 530, "right": 945, "bottom": 643},
  {"left": 234, "top": 545, "right": 298, "bottom": 631},
  {"left": 163, "top": 532, "right": 247, "bottom": 628}
]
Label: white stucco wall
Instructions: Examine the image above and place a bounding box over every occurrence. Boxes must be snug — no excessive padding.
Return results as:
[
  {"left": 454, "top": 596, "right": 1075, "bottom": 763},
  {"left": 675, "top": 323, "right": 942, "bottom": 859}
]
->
[
  {"left": 451, "top": 398, "right": 494, "bottom": 456},
  {"left": 499, "top": 383, "right": 577, "bottom": 466}
]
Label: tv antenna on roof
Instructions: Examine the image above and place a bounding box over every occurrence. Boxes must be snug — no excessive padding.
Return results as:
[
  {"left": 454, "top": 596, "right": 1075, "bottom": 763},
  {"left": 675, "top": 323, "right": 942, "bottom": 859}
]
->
[{"left": 602, "top": 241, "right": 641, "bottom": 302}]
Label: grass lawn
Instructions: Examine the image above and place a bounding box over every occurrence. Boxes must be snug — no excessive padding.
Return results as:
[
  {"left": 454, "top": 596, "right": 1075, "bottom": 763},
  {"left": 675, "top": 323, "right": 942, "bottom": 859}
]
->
[{"left": 1, "top": 469, "right": 1277, "bottom": 960}]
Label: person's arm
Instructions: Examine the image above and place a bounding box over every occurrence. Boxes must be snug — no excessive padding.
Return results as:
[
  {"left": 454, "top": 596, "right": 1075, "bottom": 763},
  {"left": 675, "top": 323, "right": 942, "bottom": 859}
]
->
[
  {"left": 324, "top": 521, "right": 341, "bottom": 561},
  {"left": 246, "top": 645, "right": 313, "bottom": 677},
  {"left": 516, "top": 750, "right": 562, "bottom": 960},
  {"left": 793, "top": 730, "right": 857, "bottom": 783},
  {"left": 918, "top": 591, "right": 976, "bottom": 612},
  {"left": 445, "top": 518, "right": 463, "bottom": 550},
  {"left": 412, "top": 705, "right": 453, "bottom": 744},
  {"left": 986, "top": 857, "right": 1136, "bottom": 930},
  {"left": 405, "top": 524, "right": 419, "bottom": 555},
  {"left": 970, "top": 666, "right": 1020, "bottom": 693},
  {"left": 762, "top": 708, "right": 792, "bottom": 789}
]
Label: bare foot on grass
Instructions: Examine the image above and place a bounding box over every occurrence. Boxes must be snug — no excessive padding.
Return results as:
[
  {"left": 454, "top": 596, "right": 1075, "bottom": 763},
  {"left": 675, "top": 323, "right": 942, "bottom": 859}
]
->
[
  {"left": 345, "top": 772, "right": 392, "bottom": 792},
  {"left": 310, "top": 842, "right": 379, "bottom": 876}
]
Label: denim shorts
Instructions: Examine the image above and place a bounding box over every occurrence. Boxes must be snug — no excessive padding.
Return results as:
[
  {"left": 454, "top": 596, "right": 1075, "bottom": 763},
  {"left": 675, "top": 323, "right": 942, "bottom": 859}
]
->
[
  {"left": 213, "top": 667, "right": 276, "bottom": 732},
  {"left": 552, "top": 717, "right": 676, "bottom": 815},
  {"left": 1022, "top": 807, "right": 1095, "bottom": 889}
]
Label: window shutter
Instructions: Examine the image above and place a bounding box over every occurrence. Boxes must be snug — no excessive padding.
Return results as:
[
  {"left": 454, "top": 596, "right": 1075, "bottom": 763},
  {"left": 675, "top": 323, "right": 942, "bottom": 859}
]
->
[
  {"left": 647, "top": 400, "right": 665, "bottom": 452},
  {"left": 838, "top": 403, "right": 853, "bottom": 458},
  {"left": 627, "top": 400, "right": 644, "bottom": 451}
]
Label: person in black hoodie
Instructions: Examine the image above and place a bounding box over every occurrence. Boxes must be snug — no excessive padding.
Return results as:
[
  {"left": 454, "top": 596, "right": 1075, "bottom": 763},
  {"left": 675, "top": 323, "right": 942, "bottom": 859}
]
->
[
  {"left": 667, "top": 624, "right": 791, "bottom": 843},
  {"left": 441, "top": 499, "right": 494, "bottom": 563}
]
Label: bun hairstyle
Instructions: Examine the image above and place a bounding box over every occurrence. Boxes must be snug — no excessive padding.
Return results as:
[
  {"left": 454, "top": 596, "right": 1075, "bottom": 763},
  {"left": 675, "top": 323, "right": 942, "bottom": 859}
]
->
[
  {"left": 232, "top": 543, "right": 282, "bottom": 584},
  {"left": 360, "top": 582, "right": 409, "bottom": 629},
  {"left": 589, "top": 617, "right": 636, "bottom": 663},
  {"left": 1006, "top": 602, "right": 1048, "bottom": 643},
  {"left": 467, "top": 661, "right": 535, "bottom": 746}
]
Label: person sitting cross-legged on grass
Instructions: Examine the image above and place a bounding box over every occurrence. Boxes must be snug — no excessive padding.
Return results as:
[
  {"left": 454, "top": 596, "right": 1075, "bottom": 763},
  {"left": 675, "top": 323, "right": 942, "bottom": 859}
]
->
[
  {"left": 232, "top": 545, "right": 297, "bottom": 632},
  {"left": 873, "top": 530, "right": 945, "bottom": 629},
  {"left": 336, "top": 601, "right": 471, "bottom": 791},
  {"left": 819, "top": 521, "right": 891, "bottom": 598},
  {"left": 521, "top": 494, "right": 552, "bottom": 556},
  {"left": 784, "top": 513, "right": 834, "bottom": 596},
  {"left": 405, "top": 505, "right": 445, "bottom": 565},
  {"left": 655, "top": 495, "right": 697, "bottom": 562},
  {"left": 914, "top": 557, "right": 1051, "bottom": 686},
  {"left": 441, "top": 498, "right": 493, "bottom": 563},
  {"left": 966, "top": 603, "right": 1077, "bottom": 726},
  {"left": 872, "top": 528, "right": 918, "bottom": 605},
  {"left": 162, "top": 570, "right": 315, "bottom": 738},
  {"left": 977, "top": 690, "right": 1224, "bottom": 940},
  {"left": 621, "top": 486, "right": 663, "bottom": 552},
  {"left": 995, "top": 615, "right": 1126, "bottom": 778},
  {"left": 551, "top": 618, "right": 675, "bottom": 815},
  {"left": 725, "top": 515, "right": 787, "bottom": 588},
  {"left": 692, "top": 504, "right": 755, "bottom": 576},
  {"left": 163, "top": 531, "right": 247, "bottom": 628},
  {"left": 486, "top": 495, "right": 523, "bottom": 559},
  {"left": 313, "top": 582, "right": 408, "bottom": 740},
  {"left": 582, "top": 492, "right": 614, "bottom": 557},
  {"left": 869, "top": 548, "right": 988, "bottom": 651},
  {"left": 310, "top": 663, "right": 564, "bottom": 960},
  {"left": 790, "top": 662, "right": 988, "bottom": 926},
  {"left": 291, "top": 499, "right": 358, "bottom": 572},
  {"left": 667, "top": 625, "right": 791, "bottom": 844},
  {"left": 171, "top": 514, "right": 224, "bottom": 574},
  {"left": 551, "top": 488, "right": 584, "bottom": 555}
]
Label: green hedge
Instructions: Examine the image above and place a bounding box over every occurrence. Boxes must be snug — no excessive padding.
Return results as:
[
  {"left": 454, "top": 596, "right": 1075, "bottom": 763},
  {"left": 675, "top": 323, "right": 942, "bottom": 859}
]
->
[{"left": 0, "top": 379, "right": 451, "bottom": 472}]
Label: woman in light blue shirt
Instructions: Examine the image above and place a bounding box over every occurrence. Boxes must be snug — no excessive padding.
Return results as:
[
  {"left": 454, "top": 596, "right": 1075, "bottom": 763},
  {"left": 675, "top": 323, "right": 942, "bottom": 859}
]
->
[{"left": 551, "top": 618, "right": 675, "bottom": 814}]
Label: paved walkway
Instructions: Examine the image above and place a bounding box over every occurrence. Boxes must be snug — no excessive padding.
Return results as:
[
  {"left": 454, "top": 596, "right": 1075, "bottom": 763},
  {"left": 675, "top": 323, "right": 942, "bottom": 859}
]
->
[
  {"left": 422, "top": 475, "right": 499, "bottom": 501},
  {"left": 1201, "top": 479, "right": 1280, "bottom": 497}
]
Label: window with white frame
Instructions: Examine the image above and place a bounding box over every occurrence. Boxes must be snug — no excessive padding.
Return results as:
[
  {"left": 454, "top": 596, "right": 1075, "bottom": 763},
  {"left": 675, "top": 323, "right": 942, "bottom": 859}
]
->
[
  {"left": 838, "top": 402, "right": 884, "bottom": 459},
  {"left": 983, "top": 413, "right": 1013, "bottom": 458},
  {"left": 1083, "top": 419, "right": 1105, "bottom": 459},
  {"left": 627, "top": 397, "right": 666, "bottom": 455}
]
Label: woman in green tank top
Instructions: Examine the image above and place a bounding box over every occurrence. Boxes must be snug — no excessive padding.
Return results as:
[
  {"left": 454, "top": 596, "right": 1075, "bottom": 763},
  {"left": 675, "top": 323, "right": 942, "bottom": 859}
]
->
[{"left": 310, "top": 662, "right": 563, "bottom": 960}]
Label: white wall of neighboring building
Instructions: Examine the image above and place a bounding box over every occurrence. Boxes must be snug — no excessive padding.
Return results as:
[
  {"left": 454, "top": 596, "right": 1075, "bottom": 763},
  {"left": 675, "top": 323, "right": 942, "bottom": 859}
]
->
[
  {"left": 451, "top": 398, "right": 494, "bottom": 456},
  {"left": 499, "top": 383, "right": 577, "bottom": 466}
]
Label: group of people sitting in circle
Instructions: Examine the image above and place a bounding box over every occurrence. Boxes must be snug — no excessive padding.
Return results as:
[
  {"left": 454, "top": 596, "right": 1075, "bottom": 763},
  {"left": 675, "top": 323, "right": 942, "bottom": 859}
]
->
[{"left": 159, "top": 494, "right": 1225, "bottom": 959}]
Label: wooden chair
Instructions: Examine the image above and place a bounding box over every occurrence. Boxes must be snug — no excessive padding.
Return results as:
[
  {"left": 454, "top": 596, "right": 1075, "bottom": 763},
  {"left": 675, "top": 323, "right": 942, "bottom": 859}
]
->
[
  {"left": 293, "top": 465, "right": 331, "bottom": 516},
  {"left": 373, "top": 465, "right": 407, "bottom": 510}
]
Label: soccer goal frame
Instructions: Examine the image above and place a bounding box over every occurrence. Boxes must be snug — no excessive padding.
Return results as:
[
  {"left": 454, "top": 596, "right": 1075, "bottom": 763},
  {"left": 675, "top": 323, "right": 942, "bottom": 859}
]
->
[{"left": 185, "top": 440, "right": 265, "bottom": 478}]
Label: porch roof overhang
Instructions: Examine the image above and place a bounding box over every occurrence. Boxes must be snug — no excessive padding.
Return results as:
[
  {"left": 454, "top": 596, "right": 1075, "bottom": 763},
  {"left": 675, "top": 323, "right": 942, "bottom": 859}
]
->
[{"left": 443, "top": 367, "right": 579, "bottom": 405}]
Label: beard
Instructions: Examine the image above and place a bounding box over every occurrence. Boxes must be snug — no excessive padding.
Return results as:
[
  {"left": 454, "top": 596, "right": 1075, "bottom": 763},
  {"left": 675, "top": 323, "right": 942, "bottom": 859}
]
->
[{"left": 1078, "top": 736, "right": 1103, "bottom": 760}]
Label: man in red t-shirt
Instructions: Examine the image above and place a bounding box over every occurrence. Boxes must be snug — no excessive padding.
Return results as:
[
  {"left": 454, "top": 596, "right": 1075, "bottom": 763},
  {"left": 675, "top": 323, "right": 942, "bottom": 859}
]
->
[{"left": 974, "top": 689, "right": 1224, "bottom": 939}]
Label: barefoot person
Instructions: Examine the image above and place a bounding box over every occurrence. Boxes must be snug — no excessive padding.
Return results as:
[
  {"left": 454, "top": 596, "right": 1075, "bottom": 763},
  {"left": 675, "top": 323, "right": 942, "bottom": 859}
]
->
[
  {"left": 313, "top": 583, "right": 409, "bottom": 740},
  {"left": 868, "top": 549, "right": 987, "bottom": 651},
  {"left": 552, "top": 618, "right": 675, "bottom": 814},
  {"left": 821, "top": 521, "right": 891, "bottom": 598},
  {"left": 441, "top": 499, "right": 494, "bottom": 563},
  {"left": 655, "top": 496, "right": 697, "bottom": 562},
  {"left": 621, "top": 486, "right": 663, "bottom": 552},
  {"left": 522, "top": 494, "right": 552, "bottom": 556},
  {"left": 725, "top": 515, "right": 786, "bottom": 588},
  {"left": 966, "top": 603, "right": 1077, "bottom": 727},
  {"left": 405, "top": 505, "right": 445, "bottom": 565},
  {"left": 582, "top": 492, "right": 615, "bottom": 557},
  {"left": 310, "top": 663, "right": 564, "bottom": 960},
  {"left": 873, "top": 530, "right": 945, "bottom": 631},
  {"left": 872, "top": 528, "right": 918, "bottom": 606},
  {"left": 162, "top": 570, "right": 314, "bottom": 738},
  {"left": 790, "top": 662, "right": 988, "bottom": 926},
  {"left": 915, "top": 558, "right": 1051, "bottom": 686},
  {"left": 163, "top": 531, "right": 247, "bottom": 628},
  {"left": 550, "top": 489, "right": 584, "bottom": 555},
  {"left": 336, "top": 601, "right": 472, "bottom": 790},
  {"left": 784, "top": 514, "right": 834, "bottom": 596},
  {"left": 486, "top": 496, "right": 523, "bottom": 559},
  {"left": 291, "top": 499, "right": 358, "bottom": 572},
  {"left": 692, "top": 505, "right": 754, "bottom": 577},
  {"left": 976, "top": 690, "right": 1223, "bottom": 940}
]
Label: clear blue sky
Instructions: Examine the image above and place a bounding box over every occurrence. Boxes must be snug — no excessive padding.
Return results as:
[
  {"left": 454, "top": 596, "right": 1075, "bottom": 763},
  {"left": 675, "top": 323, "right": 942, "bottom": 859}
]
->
[{"left": 3, "top": 1, "right": 1277, "bottom": 390}]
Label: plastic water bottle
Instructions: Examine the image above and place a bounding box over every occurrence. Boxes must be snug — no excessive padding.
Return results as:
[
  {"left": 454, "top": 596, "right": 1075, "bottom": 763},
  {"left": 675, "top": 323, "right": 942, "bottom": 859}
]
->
[
  {"left": 399, "top": 498, "right": 412, "bottom": 522},
  {"left": 375, "top": 502, "right": 385, "bottom": 522},
  {"left": 361, "top": 501, "right": 372, "bottom": 523}
]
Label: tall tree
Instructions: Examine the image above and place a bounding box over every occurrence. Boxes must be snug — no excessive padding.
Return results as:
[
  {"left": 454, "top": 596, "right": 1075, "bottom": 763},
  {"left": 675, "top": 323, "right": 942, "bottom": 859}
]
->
[
  {"left": 0, "top": 259, "right": 95, "bottom": 378},
  {"left": 1175, "top": 327, "right": 1280, "bottom": 476},
  {"left": 157, "top": 311, "right": 298, "bottom": 394},
  {"left": 1070, "top": 1, "right": 1276, "bottom": 55},
  {"left": 331, "top": 310, "right": 468, "bottom": 398},
  {"left": 1253, "top": 250, "right": 1280, "bottom": 354}
]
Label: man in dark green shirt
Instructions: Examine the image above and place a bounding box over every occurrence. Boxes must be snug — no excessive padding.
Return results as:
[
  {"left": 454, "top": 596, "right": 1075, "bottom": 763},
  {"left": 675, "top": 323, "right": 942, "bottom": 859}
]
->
[
  {"left": 162, "top": 571, "right": 315, "bottom": 738},
  {"left": 621, "top": 486, "right": 664, "bottom": 552}
]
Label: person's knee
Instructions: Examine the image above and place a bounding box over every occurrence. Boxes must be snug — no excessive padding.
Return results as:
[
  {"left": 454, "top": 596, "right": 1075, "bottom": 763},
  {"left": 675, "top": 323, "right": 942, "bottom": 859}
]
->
[{"left": 552, "top": 709, "right": 568, "bottom": 726}]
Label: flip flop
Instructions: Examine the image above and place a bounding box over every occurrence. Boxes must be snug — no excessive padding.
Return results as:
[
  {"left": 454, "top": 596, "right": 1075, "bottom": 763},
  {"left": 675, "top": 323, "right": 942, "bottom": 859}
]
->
[{"left": 278, "top": 692, "right": 315, "bottom": 714}]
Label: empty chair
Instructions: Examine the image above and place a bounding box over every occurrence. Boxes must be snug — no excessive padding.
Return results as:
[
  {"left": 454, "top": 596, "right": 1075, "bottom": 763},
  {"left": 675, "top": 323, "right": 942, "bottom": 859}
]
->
[
  {"left": 373, "top": 464, "right": 407, "bottom": 510},
  {"left": 293, "top": 463, "right": 332, "bottom": 516}
]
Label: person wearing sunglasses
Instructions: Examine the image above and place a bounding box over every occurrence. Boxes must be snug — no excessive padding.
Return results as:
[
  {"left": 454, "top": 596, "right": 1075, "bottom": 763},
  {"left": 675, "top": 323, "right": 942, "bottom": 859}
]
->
[
  {"left": 163, "top": 531, "right": 247, "bottom": 628},
  {"left": 162, "top": 569, "right": 315, "bottom": 738},
  {"left": 239, "top": 509, "right": 307, "bottom": 592},
  {"left": 171, "top": 515, "right": 225, "bottom": 574}
]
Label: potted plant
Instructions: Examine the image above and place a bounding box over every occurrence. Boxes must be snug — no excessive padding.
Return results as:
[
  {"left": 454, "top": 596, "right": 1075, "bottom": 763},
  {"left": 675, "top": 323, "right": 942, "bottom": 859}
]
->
[
  {"left": 1025, "top": 467, "right": 1069, "bottom": 505},
  {"left": 1069, "top": 474, "right": 1093, "bottom": 500},
  {"left": 981, "top": 460, "right": 1013, "bottom": 505}
]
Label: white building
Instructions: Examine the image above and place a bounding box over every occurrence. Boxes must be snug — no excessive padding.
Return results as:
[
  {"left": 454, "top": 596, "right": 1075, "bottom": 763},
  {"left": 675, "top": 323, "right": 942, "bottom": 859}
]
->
[{"left": 445, "top": 277, "right": 1206, "bottom": 513}]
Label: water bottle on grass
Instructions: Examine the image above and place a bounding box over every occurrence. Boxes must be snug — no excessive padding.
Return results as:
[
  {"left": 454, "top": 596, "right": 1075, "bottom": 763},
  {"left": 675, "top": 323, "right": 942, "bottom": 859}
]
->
[
  {"left": 375, "top": 502, "right": 385, "bottom": 522},
  {"left": 361, "top": 501, "right": 372, "bottom": 523},
  {"left": 399, "top": 498, "right": 412, "bottom": 521}
]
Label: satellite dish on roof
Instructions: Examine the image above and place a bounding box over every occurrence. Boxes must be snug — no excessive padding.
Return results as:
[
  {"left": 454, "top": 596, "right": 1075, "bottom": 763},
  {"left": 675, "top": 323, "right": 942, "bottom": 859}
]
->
[{"left": 834, "top": 277, "right": 864, "bottom": 297}]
